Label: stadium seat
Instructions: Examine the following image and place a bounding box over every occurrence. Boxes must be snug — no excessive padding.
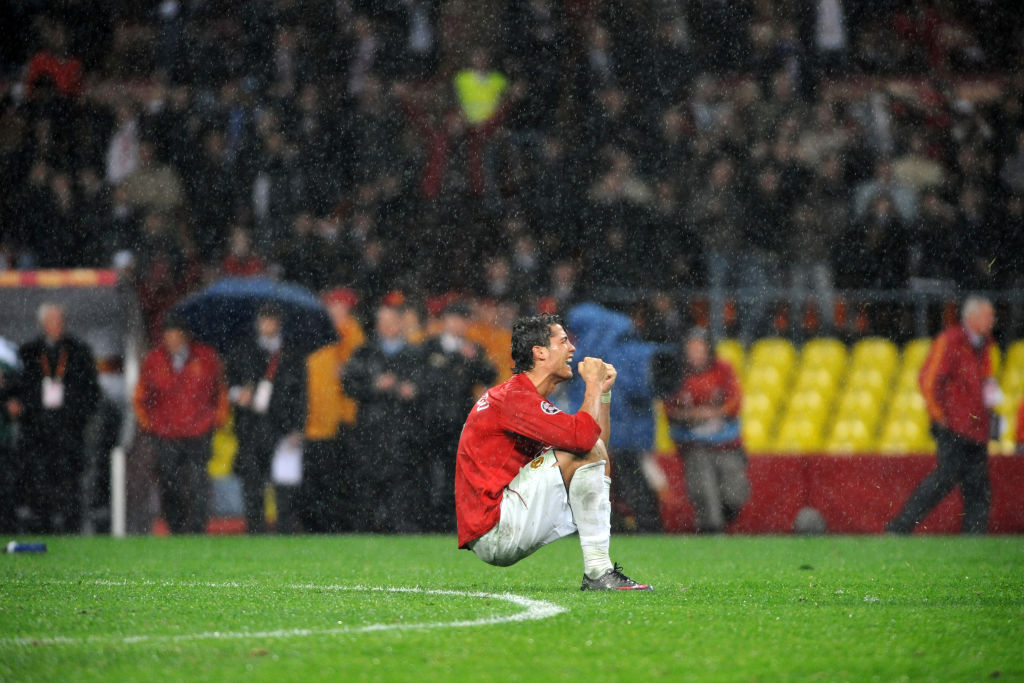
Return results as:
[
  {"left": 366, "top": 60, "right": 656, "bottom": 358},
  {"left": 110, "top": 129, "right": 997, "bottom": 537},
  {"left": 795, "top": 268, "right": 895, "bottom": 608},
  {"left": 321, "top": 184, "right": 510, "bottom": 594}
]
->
[
  {"left": 716, "top": 338, "right": 745, "bottom": 375},
  {"left": 850, "top": 337, "right": 899, "bottom": 378},
  {"left": 741, "top": 390, "right": 775, "bottom": 420},
  {"left": 772, "top": 414, "right": 823, "bottom": 453},
  {"left": 825, "top": 417, "right": 874, "bottom": 453},
  {"left": 990, "top": 345, "right": 1002, "bottom": 378},
  {"left": 749, "top": 337, "right": 797, "bottom": 378},
  {"left": 894, "top": 365, "right": 920, "bottom": 390},
  {"left": 801, "top": 337, "right": 848, "bottom": 375},
  {"left": 745, "top": 363, "right": 787, "bottom": 400},
  {"left": 742, "top": 417, "right": 770, "bottom": 452},
  {"left": 1001, "top": 367, "right": 1024, "bottom": 398},
  {"left": 901, "top": 338, "right": 932, "bottom": 371},
  {"left": 786, "top": 388, "right": 829, "bottom": 425},
  {"left": 878, "top": 417, "right": 934, "bottom": 454},
  {"left": 887, "top": 389, "right": 927, "bottom": 419},
  {"left": 846, "top": 366, "right": 888, "bottom": 399},
  {"left": 1006, "top": 339, "right": 1024, "bottom": 372},
  {"left": 792, "top": 364, "right": 840, "bottom": 396},
  {"left": 835, "top": 387, "right": 884, "bottom": 426}
]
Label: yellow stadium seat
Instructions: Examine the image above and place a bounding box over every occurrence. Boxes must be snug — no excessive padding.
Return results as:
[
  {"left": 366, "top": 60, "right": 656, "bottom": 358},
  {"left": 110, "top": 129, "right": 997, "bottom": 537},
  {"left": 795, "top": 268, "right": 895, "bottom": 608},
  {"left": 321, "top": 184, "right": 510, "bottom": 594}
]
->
[
  {"left": 878, "top": 417, "right": 934, "bottom": 454},
  {"left": 895, "top": 367, "right": 919, "bottom": 390},
  {"left": 1006, "top": 340, "right": 1024, "bottom": 371},
  {"left": 1002, "top": 367, "right": 1024, "bottom": 397},
  {"left": 792, "top": 365, "right": 840, "bottom": 396},
  {"left": 716, "top": 339, "right": 745, "bottom": 375},
  {"left": 825, "top": 417, "right": 874, "bottom": 453},
  {"left": 801, "top": 337, "right": 848, "bottom": 375},
  {"left": 835, "top": 387, "right": 884, "bottom": 425},
  {"left": 742, "top": 417, "right": 770, "bottom": 452},
  {"left": 851, "top": 337, "right": 899, "bottom": 377},
  {"left": 902, "top": 338, "right": 932, "bottom": 371},
  {"left": 785, "top": 389, "right": 829, "bottom": 424},
  {"left": 749, "top": 337, "right": 797, "bottom": 376},
  {"left": 847, "top": 366, "right": 888, "bottom": 398},
  {"left": 887, "top": 389, "right": 927, "bottom": 419},
  {"left": 745, "top": 363, "right": 786, "bottom": 399},
  {"left": 773, "top": 415, "right": 824, "bottom": 453},
  {"left": 741, "top": 390, "right": 775, "bottom": 418}
]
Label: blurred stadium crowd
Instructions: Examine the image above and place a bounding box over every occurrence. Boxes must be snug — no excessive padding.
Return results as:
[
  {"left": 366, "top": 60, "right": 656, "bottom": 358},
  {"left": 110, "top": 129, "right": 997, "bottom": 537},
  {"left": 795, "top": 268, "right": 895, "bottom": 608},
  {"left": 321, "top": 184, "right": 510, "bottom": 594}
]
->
[
  {"left": 2, "top": 1, "right": 1024, "bottom": 534},
  {"left": 2, "top": 1, "right": 1024, "bottom": 341}
]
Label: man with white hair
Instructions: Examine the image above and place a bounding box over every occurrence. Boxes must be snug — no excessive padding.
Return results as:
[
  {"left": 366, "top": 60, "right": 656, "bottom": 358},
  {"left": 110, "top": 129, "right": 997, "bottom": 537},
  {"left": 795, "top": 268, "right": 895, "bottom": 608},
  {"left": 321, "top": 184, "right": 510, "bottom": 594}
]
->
[
  {"left": 9, "top": 303, "right": 99, "bottom": 533},
  {"left": 886, "top": 296, "right": 999, "bottom": 534}
]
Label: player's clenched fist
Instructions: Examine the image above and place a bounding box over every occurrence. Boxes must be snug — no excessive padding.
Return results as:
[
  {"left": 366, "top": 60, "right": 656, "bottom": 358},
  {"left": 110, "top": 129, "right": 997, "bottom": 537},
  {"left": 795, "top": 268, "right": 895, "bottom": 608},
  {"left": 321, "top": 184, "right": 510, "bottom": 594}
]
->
[
  {"left": 602, "top": 362, "right": 617, "bottom": 392},
  {"left": 578, "top": 356, "right": 608, "bottom": 384}
]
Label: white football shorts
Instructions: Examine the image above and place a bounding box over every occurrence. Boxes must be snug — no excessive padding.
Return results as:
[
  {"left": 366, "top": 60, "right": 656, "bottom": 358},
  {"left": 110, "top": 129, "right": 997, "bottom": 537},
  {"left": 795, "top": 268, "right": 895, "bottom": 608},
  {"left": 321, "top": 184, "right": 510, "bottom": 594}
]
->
[{"left": 469, "top": 449, "right": 577, "bottom": 567}]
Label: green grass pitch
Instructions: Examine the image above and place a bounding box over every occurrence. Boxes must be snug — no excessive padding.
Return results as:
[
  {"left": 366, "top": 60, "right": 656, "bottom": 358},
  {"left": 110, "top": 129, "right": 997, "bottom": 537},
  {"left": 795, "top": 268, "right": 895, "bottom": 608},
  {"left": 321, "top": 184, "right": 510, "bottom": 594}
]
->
[{"left": 2, "top": 535, "right": 1022, "bottom": 681}]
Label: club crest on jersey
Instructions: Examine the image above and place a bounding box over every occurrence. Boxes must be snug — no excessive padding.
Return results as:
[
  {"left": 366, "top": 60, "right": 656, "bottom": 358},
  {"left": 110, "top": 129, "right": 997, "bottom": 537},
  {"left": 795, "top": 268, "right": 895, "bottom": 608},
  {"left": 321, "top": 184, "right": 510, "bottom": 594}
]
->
[
  {"left": 475, "top": 394, "right": 490, "bottom": 411},
  {"left": 540, "top": 400, "right": 561, "bottom": 415}
]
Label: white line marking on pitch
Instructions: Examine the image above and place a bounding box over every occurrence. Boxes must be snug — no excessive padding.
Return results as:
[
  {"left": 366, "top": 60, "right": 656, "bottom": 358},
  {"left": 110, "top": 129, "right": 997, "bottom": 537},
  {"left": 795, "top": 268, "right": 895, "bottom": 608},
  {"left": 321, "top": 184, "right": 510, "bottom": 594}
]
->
[{"left": 0, "top": 580, "right": 568, "bottom": 647}]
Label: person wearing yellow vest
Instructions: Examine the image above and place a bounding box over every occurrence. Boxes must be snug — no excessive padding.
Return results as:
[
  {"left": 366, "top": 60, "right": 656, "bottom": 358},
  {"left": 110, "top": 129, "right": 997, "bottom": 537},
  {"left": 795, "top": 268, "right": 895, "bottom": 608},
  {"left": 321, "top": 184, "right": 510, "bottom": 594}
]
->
[
  {"left": 454, "top": 48, "right": 508, "bottom": 125},
  {"left": 300, "top": 288, "right": 366, "bottom": 532}
]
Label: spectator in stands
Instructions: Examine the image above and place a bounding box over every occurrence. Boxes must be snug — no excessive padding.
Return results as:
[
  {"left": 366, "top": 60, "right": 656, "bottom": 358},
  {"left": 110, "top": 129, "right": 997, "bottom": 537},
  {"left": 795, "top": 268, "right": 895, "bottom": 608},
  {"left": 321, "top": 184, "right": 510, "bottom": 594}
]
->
[
  {"left": 853, "top": 158, "right": 919, "bottom": 224},
  {"left": 887, "top": 296, "right": 999, "bottom": 534},
  {"left": 454, "top": 47, "right": 508, "bottom": 126},
  {"left": 121, "top": 140, "right": 185, "bottom": 217},
  {"left": 665, "top": 327, "right": 749, "bottom": 534},
  {"left": 344, "top": 302, "right": 425, "bottom": 532},
  {"left": 418, "top": 301, "right": 496, "bottom": 531},
  {"left": 691, "top": 156, "right": 776, "bottom": 342},
  {"left": 301, "top": 288, "right": 365, "bottom": 533},
  {"left": 227, "top": 303, "right": 307, "bottom": 534},
  {"left": 833, "top": 194, "right": 908, "bottom": 290},
  {"left": 105, "top": 101, "right": 140, "bottom": 186},
  {"left": 8, "top": 303, "right": 99, "bottom": 533},
  {"left": 788, "top": 200, "right": 838, "bottom": 333},
  {"left": 220, "top": 225, "right": 265, "bottom": 277},
  {"left": 24, "top": 22, "right": 83, "bottom": 99},
  {"left": 133, "top": 315, "right": 227, "bottom": 534}
]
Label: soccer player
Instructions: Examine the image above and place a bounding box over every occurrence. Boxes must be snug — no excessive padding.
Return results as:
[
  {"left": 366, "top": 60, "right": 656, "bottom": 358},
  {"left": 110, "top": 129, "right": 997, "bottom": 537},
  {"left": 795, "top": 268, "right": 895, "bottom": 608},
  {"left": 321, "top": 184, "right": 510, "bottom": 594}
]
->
[{"left": 455, "top": 313, "right": 651, "bottom": 590}]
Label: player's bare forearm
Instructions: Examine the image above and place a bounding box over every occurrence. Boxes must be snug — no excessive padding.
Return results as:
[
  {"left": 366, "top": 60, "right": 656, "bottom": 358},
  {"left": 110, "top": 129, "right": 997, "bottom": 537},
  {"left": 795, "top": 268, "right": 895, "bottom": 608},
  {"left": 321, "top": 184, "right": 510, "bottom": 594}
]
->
[{"left": 577, "top": 357, "right": 608, "bottom": 442}]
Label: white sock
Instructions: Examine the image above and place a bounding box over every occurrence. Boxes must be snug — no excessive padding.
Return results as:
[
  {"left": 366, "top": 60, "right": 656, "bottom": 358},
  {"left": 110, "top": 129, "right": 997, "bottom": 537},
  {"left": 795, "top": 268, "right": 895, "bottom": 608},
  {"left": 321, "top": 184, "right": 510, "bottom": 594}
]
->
[{"left": 568, "top": 461, "right": 613, "bottom": 579}]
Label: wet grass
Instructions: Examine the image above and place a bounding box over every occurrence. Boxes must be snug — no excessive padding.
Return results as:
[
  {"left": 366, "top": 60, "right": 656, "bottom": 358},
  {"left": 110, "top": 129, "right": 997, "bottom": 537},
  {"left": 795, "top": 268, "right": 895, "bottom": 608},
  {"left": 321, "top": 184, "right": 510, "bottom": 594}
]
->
[{"left": 2, "top": 535, "right": 1022, "bottom": 681}]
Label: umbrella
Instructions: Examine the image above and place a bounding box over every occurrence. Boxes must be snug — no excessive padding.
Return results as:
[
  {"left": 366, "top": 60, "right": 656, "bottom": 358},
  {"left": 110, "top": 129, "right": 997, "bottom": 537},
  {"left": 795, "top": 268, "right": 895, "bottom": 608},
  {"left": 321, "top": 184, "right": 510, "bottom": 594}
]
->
[{"left": 172, "top": 277, "right": 338, "bottom": 356}]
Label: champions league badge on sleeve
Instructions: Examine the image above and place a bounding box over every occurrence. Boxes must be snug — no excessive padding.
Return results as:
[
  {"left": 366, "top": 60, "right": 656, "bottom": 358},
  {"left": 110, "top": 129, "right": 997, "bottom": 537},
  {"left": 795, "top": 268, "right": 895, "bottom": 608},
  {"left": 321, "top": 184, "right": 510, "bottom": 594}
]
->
[{"left": 540, "top": 400, "right": 561, "bottom": 415}]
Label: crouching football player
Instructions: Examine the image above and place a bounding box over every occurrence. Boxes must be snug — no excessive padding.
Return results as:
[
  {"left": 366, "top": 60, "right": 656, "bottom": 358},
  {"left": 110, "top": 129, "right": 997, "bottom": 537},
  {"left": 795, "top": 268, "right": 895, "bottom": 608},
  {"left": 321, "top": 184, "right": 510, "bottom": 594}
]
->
[{"left": 454, "top": 313, "right": 651, "bottom": 590}]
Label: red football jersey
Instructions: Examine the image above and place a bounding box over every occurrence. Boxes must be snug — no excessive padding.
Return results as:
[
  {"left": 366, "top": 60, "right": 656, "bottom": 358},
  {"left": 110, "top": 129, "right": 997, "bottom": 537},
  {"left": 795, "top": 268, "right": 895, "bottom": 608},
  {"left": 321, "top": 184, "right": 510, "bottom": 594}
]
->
[{"left": 455, "top": 372, "right": 601, "bottom": 548}]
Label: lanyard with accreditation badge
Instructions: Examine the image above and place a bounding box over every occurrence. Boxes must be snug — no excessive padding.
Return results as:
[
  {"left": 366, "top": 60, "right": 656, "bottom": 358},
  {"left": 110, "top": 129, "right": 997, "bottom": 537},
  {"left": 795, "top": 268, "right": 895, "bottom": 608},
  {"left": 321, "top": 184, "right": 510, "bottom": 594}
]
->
[
  {"left": 40, "top": 346, "right": 68, "bottom": 410},
  {"left": 252, "top": 350, "right": 281, "bottom": 414}
]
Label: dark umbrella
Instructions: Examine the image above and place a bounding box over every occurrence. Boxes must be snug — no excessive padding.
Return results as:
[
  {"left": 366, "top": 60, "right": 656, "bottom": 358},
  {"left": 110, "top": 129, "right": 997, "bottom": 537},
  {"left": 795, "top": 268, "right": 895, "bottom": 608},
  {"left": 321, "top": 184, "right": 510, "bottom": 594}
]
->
[{"left": 172, "top": 277, "right": 338, "bottom": 356}]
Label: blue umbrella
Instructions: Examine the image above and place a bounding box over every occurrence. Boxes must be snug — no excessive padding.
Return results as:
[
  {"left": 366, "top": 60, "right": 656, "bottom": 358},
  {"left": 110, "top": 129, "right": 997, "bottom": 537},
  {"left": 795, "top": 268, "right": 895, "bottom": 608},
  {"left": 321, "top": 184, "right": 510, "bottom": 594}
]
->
[{"left": 172, "top": 277, "right": 338, "bottom": 355}]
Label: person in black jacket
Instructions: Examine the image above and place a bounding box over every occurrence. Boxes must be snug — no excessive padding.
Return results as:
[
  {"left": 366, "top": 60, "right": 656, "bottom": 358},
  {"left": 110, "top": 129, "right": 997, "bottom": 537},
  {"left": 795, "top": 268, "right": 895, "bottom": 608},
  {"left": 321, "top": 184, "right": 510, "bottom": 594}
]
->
[
  {"left": 227, "top": 303, "right": 307, "bottom": 533},
  {"left": 9, "top": 303, "right": 99, "bottom": 533},
  {"left": 418, "top": 302, "right": 496, "bottom": 531},
  {"left": 344, "top": 302, "right": 425, "bottom": 532}
]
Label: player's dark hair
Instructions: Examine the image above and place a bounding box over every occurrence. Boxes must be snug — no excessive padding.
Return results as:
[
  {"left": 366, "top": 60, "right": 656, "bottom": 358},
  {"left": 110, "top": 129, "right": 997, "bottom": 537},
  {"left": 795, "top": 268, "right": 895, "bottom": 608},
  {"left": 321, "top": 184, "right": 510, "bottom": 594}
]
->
[{"left": 510, "top": 313, "right": 564, "bottom": 374}]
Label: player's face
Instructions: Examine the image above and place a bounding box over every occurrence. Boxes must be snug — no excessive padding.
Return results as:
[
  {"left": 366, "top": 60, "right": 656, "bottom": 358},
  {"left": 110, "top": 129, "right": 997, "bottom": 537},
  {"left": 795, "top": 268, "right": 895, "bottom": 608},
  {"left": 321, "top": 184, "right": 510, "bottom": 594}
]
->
[{"left": 546, "top": 324, "right": 575, "bottom": 379}]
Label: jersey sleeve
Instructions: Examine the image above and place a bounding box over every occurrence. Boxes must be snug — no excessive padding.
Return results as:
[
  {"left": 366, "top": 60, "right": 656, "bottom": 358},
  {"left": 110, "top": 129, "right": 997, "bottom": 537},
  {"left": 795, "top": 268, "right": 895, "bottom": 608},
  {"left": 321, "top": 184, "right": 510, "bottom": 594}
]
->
[{"left": 496, "top": 384, "right": 601, "bottom": 454}]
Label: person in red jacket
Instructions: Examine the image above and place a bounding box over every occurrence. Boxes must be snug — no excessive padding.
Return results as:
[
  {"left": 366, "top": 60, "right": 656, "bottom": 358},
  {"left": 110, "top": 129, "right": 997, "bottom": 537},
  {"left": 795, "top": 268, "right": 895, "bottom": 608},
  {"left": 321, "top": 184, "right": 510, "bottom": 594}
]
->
[
  {"left": 133, "top": 315, "right": 228, "bottom": 534},
  {"left": 887, "top": 296, "right": 999, "bottom": 534},
  {"left": 455, "top": 313, "right": 651, "bottom": 590},
  {"left": 665, "top": 327, "right": 749, "bottom": 534}
]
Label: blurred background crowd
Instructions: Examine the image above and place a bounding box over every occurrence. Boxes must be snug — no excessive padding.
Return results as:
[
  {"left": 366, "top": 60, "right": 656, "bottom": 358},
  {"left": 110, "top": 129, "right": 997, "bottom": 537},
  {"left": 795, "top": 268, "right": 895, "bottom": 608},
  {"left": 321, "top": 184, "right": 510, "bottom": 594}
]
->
[{"left": 2, "top": 0, "right": 1024, "bottom": 343}]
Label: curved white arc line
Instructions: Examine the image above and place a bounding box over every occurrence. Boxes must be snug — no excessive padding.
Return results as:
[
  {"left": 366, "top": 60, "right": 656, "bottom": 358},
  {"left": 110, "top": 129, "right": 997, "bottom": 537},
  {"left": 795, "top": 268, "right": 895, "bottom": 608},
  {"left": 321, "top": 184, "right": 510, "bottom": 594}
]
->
[{"left": 1, "top": 580, "right": 568, "bottom": 647}]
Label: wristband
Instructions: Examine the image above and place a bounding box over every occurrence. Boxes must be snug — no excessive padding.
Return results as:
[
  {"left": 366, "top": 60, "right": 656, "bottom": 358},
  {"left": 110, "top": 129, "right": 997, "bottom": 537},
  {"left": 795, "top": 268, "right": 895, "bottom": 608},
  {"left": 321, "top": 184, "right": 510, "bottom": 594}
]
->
[{"left": 601, "top": 391, "right": 612, "bottom": 404}]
